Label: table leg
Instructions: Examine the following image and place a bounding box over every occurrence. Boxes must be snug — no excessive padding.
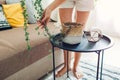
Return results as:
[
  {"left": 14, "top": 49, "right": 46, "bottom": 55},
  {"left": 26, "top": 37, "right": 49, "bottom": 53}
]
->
[
  {"left": 52, "top": 45, "right": 56, "bottom": 80},
  {"left": 67, "top": 50, "right": 69, "bottom": 78},
  {"left": 96, "top": 51, "right": 101, "bottom": 80},
  {"left": 100, "top": 50, "right": 104, "bottom": 80},
  {"left": 66, "top": 51, "right": 71, "bottom": 80}
]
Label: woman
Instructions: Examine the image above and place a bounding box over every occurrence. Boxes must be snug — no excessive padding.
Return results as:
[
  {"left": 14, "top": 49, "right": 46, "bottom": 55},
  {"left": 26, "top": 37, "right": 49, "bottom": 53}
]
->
[{"left": 38, "top": 0, "right": 94, "bottom": 79}]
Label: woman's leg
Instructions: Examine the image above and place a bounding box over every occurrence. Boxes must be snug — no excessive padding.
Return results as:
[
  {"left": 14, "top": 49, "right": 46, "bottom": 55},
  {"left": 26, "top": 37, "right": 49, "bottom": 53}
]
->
[
  {"left": 56, "top": 8, "right": 73, "bottom": 77},
  {"left": 73, "top": 11, "right": 90, "bottom": 79},
  {"left": 56, "top": 50, "right": 71, "bottom": 77},
  {"left": 76, "top": 11, "right": 90, "bottom": 29},
  {"left": 73, "top": 52, "right": 83, "bottom": 79}
]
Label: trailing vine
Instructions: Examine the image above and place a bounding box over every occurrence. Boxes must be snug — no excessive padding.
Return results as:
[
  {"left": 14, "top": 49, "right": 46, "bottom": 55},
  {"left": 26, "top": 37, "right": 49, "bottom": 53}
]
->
[
  {"left": 20, "top": 0, "right": 30, "bottom": 50},
  {"left": 20, "top": 0, "right": 52, "bottom": 50},
  {"left": 33, "top": 0, "right": 52, "bottom": 38}
]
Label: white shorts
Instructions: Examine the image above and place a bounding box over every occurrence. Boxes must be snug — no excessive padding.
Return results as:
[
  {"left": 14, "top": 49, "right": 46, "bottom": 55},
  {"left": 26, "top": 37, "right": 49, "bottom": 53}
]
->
[{"left": 59, "top": 0, "right": 95, "bottom": 11}]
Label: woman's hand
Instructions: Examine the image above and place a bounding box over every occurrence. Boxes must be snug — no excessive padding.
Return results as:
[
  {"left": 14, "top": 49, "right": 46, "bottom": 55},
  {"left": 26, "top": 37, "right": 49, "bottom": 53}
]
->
[
  {"left": 37, "top": 8, "right": 52, "bottom": 28},
  {"left": 37, "top": 0, "right": 65, "bottom": 28}
]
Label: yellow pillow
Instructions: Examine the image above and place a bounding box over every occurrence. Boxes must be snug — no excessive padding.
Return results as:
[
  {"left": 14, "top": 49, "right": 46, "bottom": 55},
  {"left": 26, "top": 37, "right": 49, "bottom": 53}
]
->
[{"left": 2, "top": 3, "right": 24, "bottom": 28}]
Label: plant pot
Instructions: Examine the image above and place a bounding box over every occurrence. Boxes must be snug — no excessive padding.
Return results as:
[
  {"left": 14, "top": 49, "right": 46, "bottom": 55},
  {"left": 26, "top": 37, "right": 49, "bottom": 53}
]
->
[{"left": 61, "top": 22, "right": 83, "bottom": 45}]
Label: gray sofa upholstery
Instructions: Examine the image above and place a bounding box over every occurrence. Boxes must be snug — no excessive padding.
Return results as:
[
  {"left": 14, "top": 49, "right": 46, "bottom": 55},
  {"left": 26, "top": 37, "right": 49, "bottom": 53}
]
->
[{"left": 0, "top": 22, "right": 64, "bottom": 80}]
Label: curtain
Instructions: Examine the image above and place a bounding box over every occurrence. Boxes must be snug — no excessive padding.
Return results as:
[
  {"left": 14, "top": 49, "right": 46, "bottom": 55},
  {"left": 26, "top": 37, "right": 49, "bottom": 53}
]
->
[{"left": 86, "top": 0, "right": 120, "bottom": 37}]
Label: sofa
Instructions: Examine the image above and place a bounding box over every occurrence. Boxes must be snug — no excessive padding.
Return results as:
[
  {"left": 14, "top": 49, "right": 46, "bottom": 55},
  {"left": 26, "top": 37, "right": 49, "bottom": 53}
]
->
[{"left": 0, "top": 0, "right": 63, "bottom": 80}]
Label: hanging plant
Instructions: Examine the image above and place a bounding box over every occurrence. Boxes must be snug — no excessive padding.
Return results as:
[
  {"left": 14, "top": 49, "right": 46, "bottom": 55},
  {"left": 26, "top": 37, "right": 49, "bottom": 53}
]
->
[
  {"left": 20, "top": 0, "right": 52, "bottom": 50},
  {"left": 33, "top": 0, "right": 52, "bottom": 38},
  {"left": 20, "top": 0, "right": 30, "bottom": 50}
]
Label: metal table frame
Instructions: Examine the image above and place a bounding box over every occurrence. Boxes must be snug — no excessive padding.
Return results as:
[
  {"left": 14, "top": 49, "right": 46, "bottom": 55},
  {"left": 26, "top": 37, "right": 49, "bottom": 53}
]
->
[{"left": 50, "top": 34, "right": 113, "bottom": 80}]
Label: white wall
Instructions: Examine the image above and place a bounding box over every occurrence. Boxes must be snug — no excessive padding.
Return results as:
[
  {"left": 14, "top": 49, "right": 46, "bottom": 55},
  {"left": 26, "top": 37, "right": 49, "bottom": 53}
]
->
[
  {"left": 41, "top": 0, "right": 54, "bottom": 9},
  {"left": 41, "top": 0, "right": 58, "bottom": 21}
]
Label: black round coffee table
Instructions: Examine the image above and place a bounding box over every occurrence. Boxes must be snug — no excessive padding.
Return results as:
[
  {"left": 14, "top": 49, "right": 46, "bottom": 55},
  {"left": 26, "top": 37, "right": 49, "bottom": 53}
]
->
[{"left": 50, "top": 33, "right": 113, "bottom": 80}]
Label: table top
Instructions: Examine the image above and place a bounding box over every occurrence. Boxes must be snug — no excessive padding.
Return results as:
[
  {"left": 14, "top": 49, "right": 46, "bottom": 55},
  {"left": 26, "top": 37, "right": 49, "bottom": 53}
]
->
[{"left": 50, "top": 33, "right": 114, "bottom": 52}]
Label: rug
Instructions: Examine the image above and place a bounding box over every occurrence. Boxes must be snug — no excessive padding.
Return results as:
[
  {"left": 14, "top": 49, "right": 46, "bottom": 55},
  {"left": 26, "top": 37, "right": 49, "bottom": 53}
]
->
[{"left": 40, "top": 59, "right": 120, "bottom": 80}]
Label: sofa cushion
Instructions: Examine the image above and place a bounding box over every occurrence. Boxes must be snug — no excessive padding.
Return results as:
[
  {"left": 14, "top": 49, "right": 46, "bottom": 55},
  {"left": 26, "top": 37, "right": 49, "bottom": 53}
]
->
[
  {"left": 0, "top": 4, "right": 11, "bottom": 31},
  {"left": 2, "top": 3, "right": 24, "bottom": 27},
  {"left": 0, "top": 22, "right": 61, "bottom": 79},
  {"left": 0, "top": 22, "right": 61, "bottom": 60},
  {"left": 5, "top": 0, "right": 37, "bottom": 24}
]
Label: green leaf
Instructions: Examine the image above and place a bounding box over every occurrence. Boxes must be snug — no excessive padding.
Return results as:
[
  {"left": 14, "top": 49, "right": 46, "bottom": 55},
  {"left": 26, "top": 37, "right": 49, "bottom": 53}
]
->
[{"left": 35, "top": 26, "right": 39, "bottom": 30}]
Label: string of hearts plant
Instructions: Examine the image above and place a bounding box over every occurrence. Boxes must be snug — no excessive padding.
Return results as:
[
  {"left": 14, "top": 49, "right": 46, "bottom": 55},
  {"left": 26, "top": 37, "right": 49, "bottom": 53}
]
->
[{"left": 20, "top": 0, "right": 52, "bottom": 50}]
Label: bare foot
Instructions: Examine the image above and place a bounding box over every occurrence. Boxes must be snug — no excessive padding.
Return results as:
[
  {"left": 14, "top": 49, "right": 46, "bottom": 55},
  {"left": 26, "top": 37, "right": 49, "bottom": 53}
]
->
[
  {"left": 56, "top": 67, "right": 71, "bottom": 77},
  {"left": 73, "top": 70, "right": 83, "bottom": 79}
]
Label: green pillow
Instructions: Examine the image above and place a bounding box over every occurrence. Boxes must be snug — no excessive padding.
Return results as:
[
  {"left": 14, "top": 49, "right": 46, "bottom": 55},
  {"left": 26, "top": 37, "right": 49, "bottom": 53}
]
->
[{"left": 0, "top": 4, "right": 11, "bottom": 31}]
